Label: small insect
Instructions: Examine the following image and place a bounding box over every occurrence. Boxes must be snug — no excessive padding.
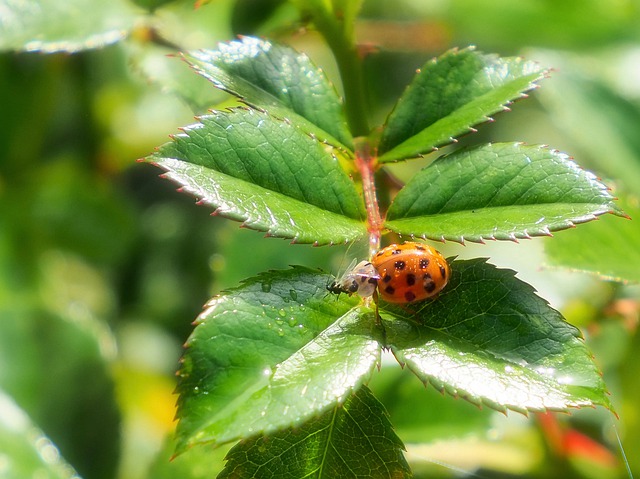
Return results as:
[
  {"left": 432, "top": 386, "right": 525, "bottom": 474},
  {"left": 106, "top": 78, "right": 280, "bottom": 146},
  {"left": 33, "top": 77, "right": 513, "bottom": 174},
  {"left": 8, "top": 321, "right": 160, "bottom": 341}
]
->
[
  {"left": 327, "top": 260, "right": 380, "bottom": 298},
  {"left": 371, "top": 242, "right": 450, "bottom": 303}
]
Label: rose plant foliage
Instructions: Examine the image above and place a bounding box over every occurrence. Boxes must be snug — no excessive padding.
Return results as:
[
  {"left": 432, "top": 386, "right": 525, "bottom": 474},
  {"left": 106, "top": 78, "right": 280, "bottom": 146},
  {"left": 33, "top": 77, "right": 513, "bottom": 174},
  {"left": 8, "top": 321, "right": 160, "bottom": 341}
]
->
[{"left": 146, "top": 36, "right": 625, "bottom": 477}]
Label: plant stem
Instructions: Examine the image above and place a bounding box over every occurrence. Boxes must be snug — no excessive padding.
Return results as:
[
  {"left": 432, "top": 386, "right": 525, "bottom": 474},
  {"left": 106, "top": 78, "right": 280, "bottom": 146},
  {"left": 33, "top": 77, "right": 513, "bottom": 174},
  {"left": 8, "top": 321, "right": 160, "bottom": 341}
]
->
[
  {"left": 312, "top": 14, "right": 370, "bottom": 137},
  {"left": 354, "top": 138, "right": 382, "bottom": 257},
  {"left": 311, "top": 6, "right": 377, "bottom": 252}
]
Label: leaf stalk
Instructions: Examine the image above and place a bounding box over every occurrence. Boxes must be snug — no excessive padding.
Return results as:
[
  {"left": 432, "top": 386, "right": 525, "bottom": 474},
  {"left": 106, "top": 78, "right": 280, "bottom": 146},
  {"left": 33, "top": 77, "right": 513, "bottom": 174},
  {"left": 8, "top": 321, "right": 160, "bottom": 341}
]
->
[{"left": 354, "top": 137, "right": 382, "bottom": 257}]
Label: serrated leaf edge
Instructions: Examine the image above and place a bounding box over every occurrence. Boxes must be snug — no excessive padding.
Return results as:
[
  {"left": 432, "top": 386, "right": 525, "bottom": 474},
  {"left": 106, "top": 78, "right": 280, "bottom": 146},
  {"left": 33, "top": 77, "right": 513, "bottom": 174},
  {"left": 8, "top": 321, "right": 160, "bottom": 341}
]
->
[
  {"left": 174, "top": 305, "right": 383, "bottom": 453},
  {"left": 385, "top": 142, "right": 626, "bottom": 244},
  {"left": 385, "top": 258, "right": 613, "bottom": 415},
  {"left": 391, "top": 209, "right": 617, "bottom": 245},
  {"left": 396, "top": 358, "right": 604, "bottom": 416},
  {"left": 378, "top": 47, "right": 549, "bottom": 163},
  {"left": 181, "top": 37, "right": 354, "bottom": 151},
  {"left": 145, "top": 107, "right": 366, "bottom": 245},
  {"left": 153, "top": 158, "right": 366, "bottom": 246}
]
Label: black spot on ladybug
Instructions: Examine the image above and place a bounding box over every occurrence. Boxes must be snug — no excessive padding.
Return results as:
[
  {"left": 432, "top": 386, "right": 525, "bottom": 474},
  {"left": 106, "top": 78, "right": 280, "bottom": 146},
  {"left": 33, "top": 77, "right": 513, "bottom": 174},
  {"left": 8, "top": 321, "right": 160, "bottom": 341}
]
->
[
  {"left": 384, "top": 285, "right": 395, "bottom": 295},
  {"left": 404, "top": 291, "right": 416, "bottom": 302},
  {"left": 415, "top": 244, "right": 425, "bottom": 251},
  {"left": 392, "top": 249, "right": 402, "bottom": 255},
  {"left": 439, "top": 265, "right": 447, "bottom": 278},
  {"left": 424, "top": 280, "right": 436, "bottom": 293},
  {"left": 419, "top": 258, "right": 429, "bottom": 269},
  {"left": 394, "top": 260, "right": 406, "bottom": 270},
  {"left": 383, "top": 274, "right": 392, "bottom": 283},
  {"left": 406, "top": 273, "right": 416, "bottom": 286}
]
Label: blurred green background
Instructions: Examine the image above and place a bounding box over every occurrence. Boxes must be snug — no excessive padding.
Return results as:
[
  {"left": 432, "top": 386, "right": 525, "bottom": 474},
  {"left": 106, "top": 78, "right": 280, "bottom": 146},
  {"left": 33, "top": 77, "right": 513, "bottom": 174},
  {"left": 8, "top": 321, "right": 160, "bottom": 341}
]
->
[{"left": 1, "top": 0, "right": 639, "bottom": 478}]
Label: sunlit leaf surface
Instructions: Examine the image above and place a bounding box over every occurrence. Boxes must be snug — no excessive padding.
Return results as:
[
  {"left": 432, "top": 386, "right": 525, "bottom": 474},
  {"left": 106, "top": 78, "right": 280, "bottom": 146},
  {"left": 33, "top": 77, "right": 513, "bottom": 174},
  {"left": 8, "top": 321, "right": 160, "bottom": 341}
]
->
[
  {"left": 176, "top": 261, "right": 611, "bottom": 457},
  {"left": 385, "top": 258, "right": 612, "bottom": 414},
  {"left": 545, "top": 194, "right": 640, "bottom": 282},
  {"left": 385, "top": 143, "right": 624, "bottom": 243},
  {"left": 174, "top": 267, "right": 382, "bottom": 454},
  {"left": 218, "top": 386, "right": 411, "bottom": 479},
  {"left": 149, "top": 108, "right": 367, "bottom": 244},
  {"left": 0, "top": 0, "right": 137, "bottom": 52},
  {"left": 183, "top": 37, "right": 352, "bottom": 148}
]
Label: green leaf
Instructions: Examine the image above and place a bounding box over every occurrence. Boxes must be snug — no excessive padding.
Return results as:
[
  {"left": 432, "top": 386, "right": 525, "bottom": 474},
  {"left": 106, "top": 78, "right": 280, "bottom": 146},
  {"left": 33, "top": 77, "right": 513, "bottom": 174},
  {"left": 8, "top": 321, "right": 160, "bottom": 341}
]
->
[
  {"left": 545, "top": 194, "right": 640, "bottom": 282},
  {"left": 369, "top": 364, "right": 493, "bottom": 444},
  {"left": 378, "top": 48, "right": 546, "bottom": 162},
  {"left": 441, "top": 0, "right": 637, "bottom": 51},
  {"left": 0, "top": 391, "right": 79, "bottom": 479},
  {"left": 126, "top": 42, "right": 226, "bottom": 114},
  {"left": 147, "top": 435, "right": 230, "bottom": 479},
  {"left": 0, "top": 307, "right": 120, "bottom": 479},
  {"left": 218, "top": 385, "right": 410, "bottom": 479},
  {"left": 384, "top": 143, "right": 624, "bottom": 243},
  {"left": 384, "top": 258, "right": 612, "bottom": 414},
  {"left": 0, "top": 0, "right": 138, "bottom": 53},
  {"left": 149, "top": 108, "right": 367, "bottom": 245},
  {"left": 620, "top": 315, "right": 640, "bottom": 476},
  {"left": 183, "top": 37, "right": 353, "bottom": 148},
  {"left": 174, "top": 267, "right": 383, "bottom": 454},
  {"left": 537, "top": 59, "right": 640, "bottom": 197}
]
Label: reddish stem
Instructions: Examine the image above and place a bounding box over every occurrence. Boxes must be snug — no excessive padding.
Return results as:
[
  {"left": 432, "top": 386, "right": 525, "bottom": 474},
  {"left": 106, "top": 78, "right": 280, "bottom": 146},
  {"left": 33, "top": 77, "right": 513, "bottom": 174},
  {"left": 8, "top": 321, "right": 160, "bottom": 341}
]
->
[{"left": 354, "top": 138, "right": 382, "bottom": 257}]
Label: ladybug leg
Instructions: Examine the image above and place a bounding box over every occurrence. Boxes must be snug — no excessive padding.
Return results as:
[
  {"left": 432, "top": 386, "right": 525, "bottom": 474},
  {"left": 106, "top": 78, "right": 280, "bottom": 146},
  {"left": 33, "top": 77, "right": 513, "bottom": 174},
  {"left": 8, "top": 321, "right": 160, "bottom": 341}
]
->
[
  {"left": 371, "top": 289, "right": 388, "bottom": 347},
  {"left": 372, "top": 289, "right": 380, "bottom": 325}
]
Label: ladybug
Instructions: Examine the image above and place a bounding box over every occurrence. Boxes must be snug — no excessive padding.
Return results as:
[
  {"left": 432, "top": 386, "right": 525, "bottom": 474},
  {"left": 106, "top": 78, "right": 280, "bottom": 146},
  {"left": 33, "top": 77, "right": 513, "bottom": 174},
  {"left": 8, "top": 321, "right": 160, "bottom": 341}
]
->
[
  {"left": 371, "top": 242, "right": 450, "bottom": 303},
  {"left": 327, "top": 260, "right": 380, "bottom": 298}
]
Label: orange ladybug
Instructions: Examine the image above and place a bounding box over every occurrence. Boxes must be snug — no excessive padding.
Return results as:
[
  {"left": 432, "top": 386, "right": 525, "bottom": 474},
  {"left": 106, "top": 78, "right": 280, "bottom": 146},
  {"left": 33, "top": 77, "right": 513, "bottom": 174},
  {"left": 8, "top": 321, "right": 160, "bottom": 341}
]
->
[{"left": 371, "top": 242, "right": 450, "bottom": 303}]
